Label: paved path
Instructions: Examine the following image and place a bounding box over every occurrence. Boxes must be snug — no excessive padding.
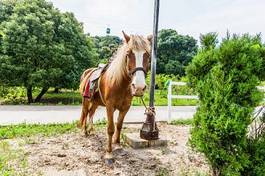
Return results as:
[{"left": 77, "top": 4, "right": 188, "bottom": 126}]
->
[{"left": 0, "top": 105, "right": 197, "bottom": 125}]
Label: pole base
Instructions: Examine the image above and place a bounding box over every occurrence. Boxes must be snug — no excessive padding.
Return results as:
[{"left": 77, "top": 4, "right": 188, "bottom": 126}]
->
[
  {"left": 140, "top": 107, "right": 159, "bottom": 140},
  {"left": 140, "top": 126, "right": 159, "bottom": 140},
  {"left": 125, "top": 133, "right": 167, "bottom": 149}
]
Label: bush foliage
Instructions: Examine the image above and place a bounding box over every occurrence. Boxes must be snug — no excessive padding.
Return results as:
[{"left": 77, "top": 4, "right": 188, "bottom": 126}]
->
[{"left": 187, "top": 34, "right": 265, "bottom": 175}]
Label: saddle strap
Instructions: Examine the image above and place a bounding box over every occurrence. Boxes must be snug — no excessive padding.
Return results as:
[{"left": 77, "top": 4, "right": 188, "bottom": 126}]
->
[{"left": 98, "top": 76, "right": 106, "bottom": 106}]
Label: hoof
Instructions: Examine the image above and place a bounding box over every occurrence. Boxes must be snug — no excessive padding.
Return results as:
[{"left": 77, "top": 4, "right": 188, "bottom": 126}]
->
[
  {"left": 80, "top": 129, "right": 88, "bottom": 137},
  {"left": 105, "top": 158, "right": 114, "bottom": 166},
  {"left": 104, "top": 152, "right": 114, "bottom": 166},
  {"left": 87, "top": 127, "right": 95, "bottom": 134}
]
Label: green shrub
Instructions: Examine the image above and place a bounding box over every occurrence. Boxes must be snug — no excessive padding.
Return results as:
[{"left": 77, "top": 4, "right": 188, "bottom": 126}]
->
[
  {"left": 146, "top": 73, "right": 179, "bottom": 90},
  {"left": 244, "top": 111, "right": 265, "bottom": 175},
  {"left": 187, "top": 34, "right": 264, "bottom": 175},
  {"left": 0, "top": 86, "right": 27, "bottom": 104},
  {"left": 244, "top": 135, "right": 265, "bottom": 175}
]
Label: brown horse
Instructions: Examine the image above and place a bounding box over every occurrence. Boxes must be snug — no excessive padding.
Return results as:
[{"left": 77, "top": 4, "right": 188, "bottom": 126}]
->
[{"left": 79, "top": 31, "right": 152, "bottom": 161}]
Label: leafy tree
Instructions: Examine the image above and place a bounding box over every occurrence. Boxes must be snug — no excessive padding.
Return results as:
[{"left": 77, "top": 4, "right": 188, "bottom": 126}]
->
[
  {"left": 0, "top": 0, "right": 97, "bottom": 103},
  {"left": 0, "top": 0, "right": 16, "bottom": 24},
  {"left": 199, "top": 32, "right": 218, "bottom": 50},
  {"left": 157, "top": 29, "right": 197, "bottom": 76},
  {"left": 186, "top": 34, "right": 264, "bottom": 175},
  {"left": 0, "top": 0, "right": 17, "bottom": 54},
  {"left": 92, "top": 35, "right": 122, "bottom": 63}
]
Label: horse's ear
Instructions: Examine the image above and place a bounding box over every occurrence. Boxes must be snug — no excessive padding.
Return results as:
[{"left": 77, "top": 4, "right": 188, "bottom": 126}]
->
[
  {"left": 122, "top": 31, "right": 130, "bottom": 43},
  {"left": 147, "top": 34, "right": 153, "bottom": 44}
]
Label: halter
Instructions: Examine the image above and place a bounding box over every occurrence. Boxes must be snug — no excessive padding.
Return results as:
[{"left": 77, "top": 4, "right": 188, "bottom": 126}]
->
[
  {"left": 129, "top": 67, "right": 147, "bottom": 77},
  {"left": 126, "top": 53, "right": 148, "bottom": 78}
]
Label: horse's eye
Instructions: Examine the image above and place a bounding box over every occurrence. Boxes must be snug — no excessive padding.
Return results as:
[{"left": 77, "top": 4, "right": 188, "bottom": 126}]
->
[{"left": 127, "top": 50, "right": 134, "bottom": 59}]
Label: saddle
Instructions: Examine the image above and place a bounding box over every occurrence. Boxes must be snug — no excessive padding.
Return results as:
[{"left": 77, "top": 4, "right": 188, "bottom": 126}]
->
[{"left": 82, "top": 64, "right": 108, "bottom": 99}]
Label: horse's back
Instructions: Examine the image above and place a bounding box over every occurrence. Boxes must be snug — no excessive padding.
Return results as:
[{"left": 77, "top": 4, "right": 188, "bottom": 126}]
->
[{"left": 80, "top": 68, "right": 96, "bottom": 82}]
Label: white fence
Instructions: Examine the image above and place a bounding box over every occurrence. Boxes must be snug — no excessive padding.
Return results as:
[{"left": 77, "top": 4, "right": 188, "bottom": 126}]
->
[
  {"left": 167, "top": 81, "right": 265, "bottom": 122},
  {"left": 167, "top": 81, "right": 198, "bottom": 122}
]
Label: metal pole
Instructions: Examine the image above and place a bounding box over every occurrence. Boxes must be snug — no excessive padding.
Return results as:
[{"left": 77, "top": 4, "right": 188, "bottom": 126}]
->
[
  {"left": 140, "top": 0, "right": 160, "bottom": 140},
  {"left": 149, "top": 0, "right": 160, "bottom": 107}
]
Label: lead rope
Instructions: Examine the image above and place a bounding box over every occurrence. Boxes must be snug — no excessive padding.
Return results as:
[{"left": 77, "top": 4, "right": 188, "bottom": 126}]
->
[
  {"left": 140, "top": 96, "right": 156, "bottom": 131},
  {"left": 140, "top": 96, "right": 148, "bottom": 110}
]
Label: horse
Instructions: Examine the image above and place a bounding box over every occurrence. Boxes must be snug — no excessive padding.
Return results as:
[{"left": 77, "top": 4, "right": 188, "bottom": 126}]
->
[{"left": 79, "top": 31, "right": 152, "bottom": 162}]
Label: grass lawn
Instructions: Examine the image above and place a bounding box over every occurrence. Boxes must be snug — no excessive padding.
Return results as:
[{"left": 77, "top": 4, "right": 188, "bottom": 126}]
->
[
  {"left": 0, "top": 120, "right": 107, "bottom": 140},
  {"left": 0, "top": 86, "right": 198, "bottom": 106},
  {"left": 170, "top": 118, "right": 193, "bottom": 125},
  {"left": 39, "top": 89, "right": 198, "bottom": 106}
]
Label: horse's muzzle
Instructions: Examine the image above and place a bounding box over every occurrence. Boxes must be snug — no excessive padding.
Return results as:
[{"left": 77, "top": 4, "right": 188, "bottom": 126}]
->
[{"left": 131, "top": 83, "right": 146, "bottom": 97}]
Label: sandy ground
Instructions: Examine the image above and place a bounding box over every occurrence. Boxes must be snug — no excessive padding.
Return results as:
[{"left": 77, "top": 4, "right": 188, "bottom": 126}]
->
[{"left": 15, "top": 124, "right": 210, "bottom": 176}]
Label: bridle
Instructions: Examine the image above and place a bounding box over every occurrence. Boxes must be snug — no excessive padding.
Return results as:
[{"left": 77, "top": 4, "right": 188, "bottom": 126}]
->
[
  {"left": 126, "top": 52, "right": 149, "bottom": 78},
  {"left": 129, "top": 67, "right": 147, "bottom": 77}
]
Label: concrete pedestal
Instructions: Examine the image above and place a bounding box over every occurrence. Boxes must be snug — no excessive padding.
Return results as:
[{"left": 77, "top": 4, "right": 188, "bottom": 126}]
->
[{"left": 124, "top": 133, "right": 168, "bottom": 149}]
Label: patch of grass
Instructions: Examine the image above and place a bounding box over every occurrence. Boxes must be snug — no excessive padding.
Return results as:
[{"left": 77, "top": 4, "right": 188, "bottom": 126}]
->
[
  {"left": 0, "top": 141, "right": 28, "bottom": 175},
  {"left": 1, "top": 87, "right": 198, "bottom": 106},
  {"left": 41, "top": 90, "right": 81, "bottom": 105},
  {"left": 0, "top": 122, "right": 78, "bottom": 139},
  {"left": 42, "top": 89, "right": 198, "bottom": 106},
  {"left": 0, "top": 120, "right": 107, "bottom": 139},
  {"left": 132, "top": 90, "right": 198, "bottom": 106},
  {"left": 170, "top": 118, "right": 193, "bottom": 125}
]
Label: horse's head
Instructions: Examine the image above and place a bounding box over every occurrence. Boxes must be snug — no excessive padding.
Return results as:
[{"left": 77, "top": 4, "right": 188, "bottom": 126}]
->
[{"left": 122, "top": 31, "right": 152, "bottom": 97}]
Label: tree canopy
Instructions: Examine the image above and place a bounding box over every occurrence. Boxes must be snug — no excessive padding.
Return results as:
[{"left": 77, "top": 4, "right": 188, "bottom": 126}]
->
[
  {"left": 92, "top": 35, "right": 122, "bottom": 63},
  {"left": 157, "top": 29, "right": 197, "bottom": 76},
  {"left": 0, "top": 0, "right": 97, "bottom": 103}
]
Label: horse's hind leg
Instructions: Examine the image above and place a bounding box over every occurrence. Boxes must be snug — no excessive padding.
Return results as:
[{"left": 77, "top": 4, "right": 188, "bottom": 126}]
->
[
  {"left": 87, "top": 104, "right": 98, "bottom": 134},
  {"left": 78, "top": 98, "right": 90, "bottom": 136}
]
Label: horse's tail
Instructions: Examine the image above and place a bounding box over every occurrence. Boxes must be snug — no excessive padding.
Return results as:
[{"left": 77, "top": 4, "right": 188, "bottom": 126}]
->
[{"left": 79, "top": 68, "right": 95, "bottom": 95}]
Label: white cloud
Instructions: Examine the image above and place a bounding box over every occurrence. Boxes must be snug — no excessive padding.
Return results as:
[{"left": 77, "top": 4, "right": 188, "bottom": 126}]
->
[{"left": 50, "top": 0, "right": 265, "bottom": 40}]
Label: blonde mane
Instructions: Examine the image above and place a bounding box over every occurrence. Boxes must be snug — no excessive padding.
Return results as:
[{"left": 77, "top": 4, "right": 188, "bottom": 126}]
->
[{"left": 106, "top": 35, "right": 151, "bottom": 85}]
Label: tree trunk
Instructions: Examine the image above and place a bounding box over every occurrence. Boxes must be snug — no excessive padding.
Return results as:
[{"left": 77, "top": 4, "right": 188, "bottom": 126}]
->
[
  {"left": 34, "top": 87, "right": 49, "bottom": 103},
  {"left": 26, "top": 86, "right": 33, "bottom": 104},
  {"left": 54, "top": 87, "right": 60, "bottom": 93}
]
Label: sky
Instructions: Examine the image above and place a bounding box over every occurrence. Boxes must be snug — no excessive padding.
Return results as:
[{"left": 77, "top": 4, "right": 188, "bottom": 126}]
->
[{"left": 50, "top": 0, "right": 265, "bottom": 40}]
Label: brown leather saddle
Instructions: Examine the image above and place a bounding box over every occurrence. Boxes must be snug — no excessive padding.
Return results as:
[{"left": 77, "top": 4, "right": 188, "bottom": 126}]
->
[{"left": 83, "top": 64, "right": 108, "bottom": 99}]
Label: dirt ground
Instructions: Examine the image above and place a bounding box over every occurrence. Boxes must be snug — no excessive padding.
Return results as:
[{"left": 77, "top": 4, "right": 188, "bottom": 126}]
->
[{"left": 18, "top": 124, "right": 210, "bottom": 176}]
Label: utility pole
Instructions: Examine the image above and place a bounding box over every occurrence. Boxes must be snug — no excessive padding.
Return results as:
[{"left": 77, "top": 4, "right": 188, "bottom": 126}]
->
[{"left": 140, "top": 0, "right": 160, "bottom": 140}]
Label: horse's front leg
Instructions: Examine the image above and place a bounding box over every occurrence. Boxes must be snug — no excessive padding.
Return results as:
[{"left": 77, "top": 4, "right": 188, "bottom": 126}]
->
[
  {"left": 105, "top": 106, "right": 115, "bottom": 163},
  {"left": 113, "top": 109, "right": 129, "bottom": 146}
]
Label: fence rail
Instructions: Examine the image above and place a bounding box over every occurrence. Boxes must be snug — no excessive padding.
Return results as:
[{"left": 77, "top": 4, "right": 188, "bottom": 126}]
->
[
  {"left": 167, "top": 81, "right": 198, "bottom": 122},
  {"left": 167, "top": 81, "right": 265, "bottom": 122}
]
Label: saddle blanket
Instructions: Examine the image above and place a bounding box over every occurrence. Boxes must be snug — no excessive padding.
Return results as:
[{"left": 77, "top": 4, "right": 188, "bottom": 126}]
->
[{"left": 82, "top": 67, "right": 103, "bottom": 98}]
